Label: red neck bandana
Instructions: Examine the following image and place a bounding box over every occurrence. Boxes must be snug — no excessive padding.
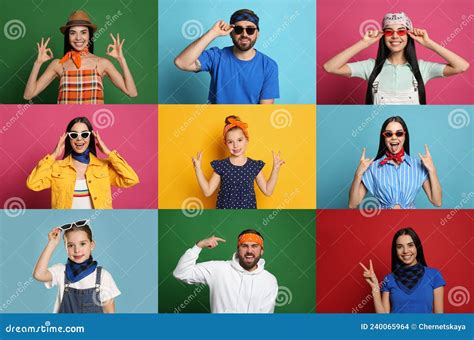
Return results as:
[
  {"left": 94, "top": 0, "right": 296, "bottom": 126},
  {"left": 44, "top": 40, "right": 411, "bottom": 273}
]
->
[
  {"left": 380, "top": 148, "right": 405, "bottom": 166},
  {"left": 59, "top": 47, "right": 89, "bottom": 69}
]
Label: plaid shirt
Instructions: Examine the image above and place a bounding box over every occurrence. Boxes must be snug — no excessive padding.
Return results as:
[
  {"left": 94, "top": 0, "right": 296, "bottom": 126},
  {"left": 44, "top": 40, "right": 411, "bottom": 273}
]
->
[{"left": 57, "top": 68, "right": 104, "bottom": 104}]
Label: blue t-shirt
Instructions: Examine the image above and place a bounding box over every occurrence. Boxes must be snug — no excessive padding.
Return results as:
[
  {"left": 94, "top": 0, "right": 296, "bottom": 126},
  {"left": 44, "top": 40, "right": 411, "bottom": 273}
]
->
[
  {"left": 210, "top": 157, "right": 265, "bottom": 209},
  {"left": 198, "top": 46, "right": 279, "bottom": 104},
  {"left": 381, "top": 267, "right": 445, "bottom": 313}
]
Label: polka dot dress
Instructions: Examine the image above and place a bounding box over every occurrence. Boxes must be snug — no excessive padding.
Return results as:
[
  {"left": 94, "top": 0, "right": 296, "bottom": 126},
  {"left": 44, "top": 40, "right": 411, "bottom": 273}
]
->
[{"left": 211, "top": 157, "right": 265, "bottom": 209}]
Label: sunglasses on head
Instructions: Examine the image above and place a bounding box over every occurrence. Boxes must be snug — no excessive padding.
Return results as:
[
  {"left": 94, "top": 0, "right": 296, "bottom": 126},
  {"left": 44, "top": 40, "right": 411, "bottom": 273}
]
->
[
  {"left": 382, "top": 130, "right": 406, "bottom": 138},
  {"left": 233, "top": 26, "right": 257, "bottom": 35},
  {"left": 383, "top": 29, "right": 408, "bottom": 37},
  {"left": 67, "top": 131, "right": 91, "bottom": 139},
  {"left": 59, "top": 219, "right": 90, "bottom": 231}
]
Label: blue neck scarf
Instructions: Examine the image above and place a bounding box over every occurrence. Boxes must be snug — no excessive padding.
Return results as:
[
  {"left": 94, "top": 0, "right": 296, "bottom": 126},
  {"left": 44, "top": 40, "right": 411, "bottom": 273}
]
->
[
  {"left": 71, "top": 148, "right": 90, "bottom": 164},
  {"left": 65, "top": 256, "right": 98, "bottom": 283},
  {"left": 393, "top": 262, "right": 425, "bottom": 294}
]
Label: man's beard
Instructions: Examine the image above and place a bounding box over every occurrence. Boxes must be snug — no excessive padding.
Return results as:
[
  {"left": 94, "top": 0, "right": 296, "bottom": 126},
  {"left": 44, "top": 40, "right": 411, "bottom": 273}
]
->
[
  {"left": 238, "top": 253, "right": 261, "bottom": 270},
  {"left": 231, "top": 35, "right": 257, "bottom": 52}
]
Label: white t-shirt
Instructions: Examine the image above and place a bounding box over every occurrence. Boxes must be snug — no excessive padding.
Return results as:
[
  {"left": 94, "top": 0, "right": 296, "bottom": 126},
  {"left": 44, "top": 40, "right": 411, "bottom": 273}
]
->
[
  {"left": 71, "top": 179, "right": 93, "bottom": 209},
  {"left": 45, "top": 263, "right": 121, "bottom": 313}
]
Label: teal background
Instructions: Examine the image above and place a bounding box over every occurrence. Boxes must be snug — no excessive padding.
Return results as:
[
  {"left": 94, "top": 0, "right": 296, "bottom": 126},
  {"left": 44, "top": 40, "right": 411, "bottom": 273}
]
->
[
  {"left": 0, "top": 0, "right": 158, "bottom": 104},
  {"left": 158, "top": 0, "right": 316, "bottom": 104},
  {"left": 158, "top": 209, "right": 316, "bottom": 313},
  {"left": 0, "top": 210, "right": 158, "bottom": 313},
  {"left": 317, "top": 105, "right": 474, "bottom": 209}
]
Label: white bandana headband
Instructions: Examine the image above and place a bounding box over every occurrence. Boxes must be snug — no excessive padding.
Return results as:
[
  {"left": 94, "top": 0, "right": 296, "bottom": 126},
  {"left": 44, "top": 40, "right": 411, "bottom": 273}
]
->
[{"left": 382, "top": 12, "right": 413, "bottom": 31}]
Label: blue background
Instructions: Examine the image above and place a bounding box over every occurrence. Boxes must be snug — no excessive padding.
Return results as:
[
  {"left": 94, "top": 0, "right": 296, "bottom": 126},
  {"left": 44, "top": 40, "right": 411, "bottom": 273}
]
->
[
  {"left": 158, "top": 0, "right": 316, "bottom": 104},
  {"left": 317, "top": 105, "right": 474, "bottom": 209},
  {"left": 0, "top": 210, "right": 157, "bottom": 313}
]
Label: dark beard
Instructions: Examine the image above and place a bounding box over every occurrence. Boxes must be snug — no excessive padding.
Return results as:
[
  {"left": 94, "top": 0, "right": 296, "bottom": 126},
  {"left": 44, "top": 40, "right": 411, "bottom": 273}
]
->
[
  {"left": 238, "top": 254, "right": 260, "bottom": 270},
  {"left": 231, "top": 35, "right": 256, "bottom": 52}
]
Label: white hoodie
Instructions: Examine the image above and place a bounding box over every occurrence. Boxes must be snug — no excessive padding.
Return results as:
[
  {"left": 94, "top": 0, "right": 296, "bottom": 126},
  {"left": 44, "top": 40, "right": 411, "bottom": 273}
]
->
[{"left": 173, "top": 245, "right": 278, "bottom": 313}]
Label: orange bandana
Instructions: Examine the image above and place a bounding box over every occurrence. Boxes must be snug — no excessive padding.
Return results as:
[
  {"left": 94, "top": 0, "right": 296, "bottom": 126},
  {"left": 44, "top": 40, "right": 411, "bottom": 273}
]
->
[
  {"left": 238, "top": 233, "right": 263, "bottom": 248},
  {"left": 59, "top": 47, "right": 89, "bottom": 69},
  {"left": 223, "top": 117, "right": 249, "bottom": 141}
]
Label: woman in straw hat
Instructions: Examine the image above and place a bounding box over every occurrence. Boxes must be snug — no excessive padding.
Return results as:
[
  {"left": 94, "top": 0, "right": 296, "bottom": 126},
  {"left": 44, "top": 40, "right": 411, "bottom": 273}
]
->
[{"left": 24, "top": 10, "right": 138, "bottom": 104}]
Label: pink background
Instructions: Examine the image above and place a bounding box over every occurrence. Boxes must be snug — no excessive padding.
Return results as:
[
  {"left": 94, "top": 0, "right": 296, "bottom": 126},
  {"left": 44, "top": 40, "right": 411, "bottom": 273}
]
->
[
  {"left": 0, "top": 104, "right": 157, "bottom": 209},
  {"left": 317, "top": 0, "right": 474, "bottom": 104}
]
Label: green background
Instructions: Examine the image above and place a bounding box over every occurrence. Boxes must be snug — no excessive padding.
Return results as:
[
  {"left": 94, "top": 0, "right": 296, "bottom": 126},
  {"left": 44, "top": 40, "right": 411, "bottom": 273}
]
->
[
  {"left": 0, "top": 0, "right": 157, "bottom": 104},
  {"left": 158, "top": 209, "right": 316, "bottom": 313}
]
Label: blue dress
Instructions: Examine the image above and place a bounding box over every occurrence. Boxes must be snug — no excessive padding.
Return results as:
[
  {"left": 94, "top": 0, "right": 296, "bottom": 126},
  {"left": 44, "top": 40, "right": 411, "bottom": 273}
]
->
[
  {"left": 210, "top": 157, "right": 265, "bottom": 209},
  {"left": 381, "top": 267, "right": 445, "bottom": 313},
  {"left": 362, "top": 154, "right": 428, "bottom": 208}
]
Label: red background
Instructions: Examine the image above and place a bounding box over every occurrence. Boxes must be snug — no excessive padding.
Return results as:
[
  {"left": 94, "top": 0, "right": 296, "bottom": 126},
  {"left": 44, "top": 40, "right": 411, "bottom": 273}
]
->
[{"left": 316, "top": 209, "right": 473, "bottom": 313}]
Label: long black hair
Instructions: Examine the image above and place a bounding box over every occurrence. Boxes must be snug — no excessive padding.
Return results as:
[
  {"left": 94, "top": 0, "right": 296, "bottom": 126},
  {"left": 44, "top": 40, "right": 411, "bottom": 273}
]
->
[
  {"left": 63, "top": 117, "right": 97, "bottom": 159},
  {"left": 375, "top": 116, "right": 410, "bottom": 161},
  {"left": 365, "top": 35, "right": 426, "bottom": 104},
  {"left": 63, "top": 27, "right": 95, "bottom": 55},
  {"left": 391, "top": 227, "right": 427, "bottom": 272}
]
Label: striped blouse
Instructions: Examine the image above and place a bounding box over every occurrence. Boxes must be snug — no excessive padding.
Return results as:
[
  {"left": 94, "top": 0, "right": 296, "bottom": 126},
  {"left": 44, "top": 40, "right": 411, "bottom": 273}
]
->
[{"left": 362, "top": 154, "right": 428, "bottom": 209}]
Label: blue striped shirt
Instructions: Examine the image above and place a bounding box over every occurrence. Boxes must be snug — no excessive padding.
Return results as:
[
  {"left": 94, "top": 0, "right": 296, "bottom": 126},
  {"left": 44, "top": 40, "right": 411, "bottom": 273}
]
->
[{"left": 362, "top": 154, "right": 428, "bottom": 209}]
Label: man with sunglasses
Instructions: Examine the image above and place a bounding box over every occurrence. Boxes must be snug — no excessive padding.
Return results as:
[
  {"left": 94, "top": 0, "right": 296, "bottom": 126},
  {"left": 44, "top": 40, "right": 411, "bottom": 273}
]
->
[{"left": 174, "top": 9, "right": 279, "bottom": 104}]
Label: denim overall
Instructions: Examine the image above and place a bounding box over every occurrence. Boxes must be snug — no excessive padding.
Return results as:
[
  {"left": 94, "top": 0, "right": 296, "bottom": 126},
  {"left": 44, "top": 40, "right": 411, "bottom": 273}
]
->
[{"left": 58, "top": 266, "right": 103, "bottom": 313}]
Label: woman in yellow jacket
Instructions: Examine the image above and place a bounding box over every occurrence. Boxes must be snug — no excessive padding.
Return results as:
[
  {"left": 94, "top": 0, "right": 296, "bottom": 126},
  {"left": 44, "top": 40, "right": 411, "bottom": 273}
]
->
[{"left": 27, "top": 117, "right": 139, "bottom": 209}]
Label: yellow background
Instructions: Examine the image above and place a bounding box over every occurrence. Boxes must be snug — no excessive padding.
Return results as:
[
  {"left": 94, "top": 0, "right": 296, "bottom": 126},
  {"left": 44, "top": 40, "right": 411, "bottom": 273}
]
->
[{"left": 158, "top": 105, "right": 316, "bottom": 209}]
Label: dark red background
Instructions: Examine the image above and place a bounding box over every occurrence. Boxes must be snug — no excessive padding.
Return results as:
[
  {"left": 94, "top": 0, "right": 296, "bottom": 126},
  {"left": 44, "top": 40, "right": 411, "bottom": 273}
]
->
[{"left": 316, "top": 209, "right": 473, "bottom": 313}]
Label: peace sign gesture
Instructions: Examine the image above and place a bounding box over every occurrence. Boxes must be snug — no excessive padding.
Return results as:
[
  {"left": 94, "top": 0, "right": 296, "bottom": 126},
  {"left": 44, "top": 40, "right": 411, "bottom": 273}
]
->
[
  {"left": 418, "top": 144, "right": 436, "bottom": 173},
  {"left": 272, "top": 151, "right": 285, "bottom": 170},
  {"left": 192, "top": 151, "right": 203, "bottom": 170},
  {"left": 359, "top": 259, "right": 379, "bottom": 290},
  {"left": 197, "top": 236, "right": 226, "bottom": 249},
  {"left": 36, "top": 37, "right": 54, "bottom": 64},
  {"left": 106, "top": 33, "right": 125, "bottom": 60},
  {"left": 356, "top": 148, "right": 373, "bottom": 177}
]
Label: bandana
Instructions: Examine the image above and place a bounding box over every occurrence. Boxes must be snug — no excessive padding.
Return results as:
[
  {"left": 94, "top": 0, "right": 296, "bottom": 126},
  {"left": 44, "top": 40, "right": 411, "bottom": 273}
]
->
[
  {"left": 393, "top": 262, "right": 425, "bottom": 294},
  {"left": 59, "top": 47, "right": 89, "bottom": 69},
  {"left": 230, "top": 11, "right": 259, "bottom": 29},
  {"left": 238, "top": 233, "right": 264, "bottom": 249},
  {"left": 65, "top": 256, "right": 97, "bottom": 283},
  {"left": 71, "top": 148, "right": 90, "bottom": 164},
  {"left": 382, "top": 12, "right": 413, "bottom": 31},
  {"left": 380, "top": 148, "right": 405, "bottom": 166},
  {"left": 223, "top": 117, "right": 249, "bottom": 141}
]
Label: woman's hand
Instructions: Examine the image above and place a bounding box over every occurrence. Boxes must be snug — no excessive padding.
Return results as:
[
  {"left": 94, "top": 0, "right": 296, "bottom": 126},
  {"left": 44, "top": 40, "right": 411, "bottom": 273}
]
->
[
  {"left": 51, "top": 133, "right": 67, "bottom": 159},
  {"left": 419, "top": 144, "right": 436, "bottom": 173},
  {"left": 360, "top": 260, "right": 380, "bottom": 291},
  {"left": 93, "top": 131, "right": 111, "bottom": 156},
  {"left": 106, "top": 33, "right": 125, "bottom": 61},
  {"left": 272, "top": 151, "right": 285, "bottom": 171},
  {"left": 408, "top": 28, "right": 433, "bottom": 48},
  {"left": 362, "top": 30, "right": 383, "bottom": 46},
  {"left": 36, "top": 37, "right": 54, "bottom": 64},
  {"left": 355, "top": 148, "right": 373, "bottom": 177},
  {"left": 192, "top": 151, "right": 203, "bottom": 170},
  {"left": 47, "top": 227, "right": 62, "bottom": 248}
]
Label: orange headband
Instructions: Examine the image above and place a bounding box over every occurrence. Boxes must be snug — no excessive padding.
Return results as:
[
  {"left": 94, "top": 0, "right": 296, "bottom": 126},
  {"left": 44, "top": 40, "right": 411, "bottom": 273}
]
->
[
  {"left": 238, "top": 233, "right": 263, "bottom": 248},
  {"left": 223, "top": 117, "right": 249, "bottom": 141}
]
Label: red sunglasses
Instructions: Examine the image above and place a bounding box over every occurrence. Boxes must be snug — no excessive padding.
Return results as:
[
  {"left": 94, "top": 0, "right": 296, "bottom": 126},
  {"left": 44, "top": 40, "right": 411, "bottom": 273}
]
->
[
  {"left": 382, "top": 130, "right": 406, "bottom": 138},
  {"left": 383, "top": 29, "right": 408, "bottom": 37}
]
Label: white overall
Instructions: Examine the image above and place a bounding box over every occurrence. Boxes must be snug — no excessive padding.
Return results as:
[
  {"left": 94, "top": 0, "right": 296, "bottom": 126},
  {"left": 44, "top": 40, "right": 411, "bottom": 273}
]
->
[{"left": 372, "top": 73, "right": 420, "bottom": 105}]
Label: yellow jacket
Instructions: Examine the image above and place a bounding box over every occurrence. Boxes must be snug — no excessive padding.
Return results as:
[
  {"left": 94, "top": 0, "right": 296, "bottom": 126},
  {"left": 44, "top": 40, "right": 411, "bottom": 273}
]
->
[{"left": 26, "top": 151, "right": 139, "bottom": 209}]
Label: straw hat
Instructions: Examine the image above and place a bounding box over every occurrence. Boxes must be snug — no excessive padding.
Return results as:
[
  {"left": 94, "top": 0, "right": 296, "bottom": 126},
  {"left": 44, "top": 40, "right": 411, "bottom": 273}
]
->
[{"left": 60, "top": 10, "right": 97, "bottom": 34}]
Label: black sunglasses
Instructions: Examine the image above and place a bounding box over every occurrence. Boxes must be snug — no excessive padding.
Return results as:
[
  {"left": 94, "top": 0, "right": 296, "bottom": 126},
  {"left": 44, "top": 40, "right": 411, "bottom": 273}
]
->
[
  {"left": 382, "top": 131, "right": 406, "bottom": 138},
  {"left": 67, "top": 131, "right": 91, "bottom": 140},
  {"left": 233, "top": 26, "right": 257, "bottom": 35}
]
